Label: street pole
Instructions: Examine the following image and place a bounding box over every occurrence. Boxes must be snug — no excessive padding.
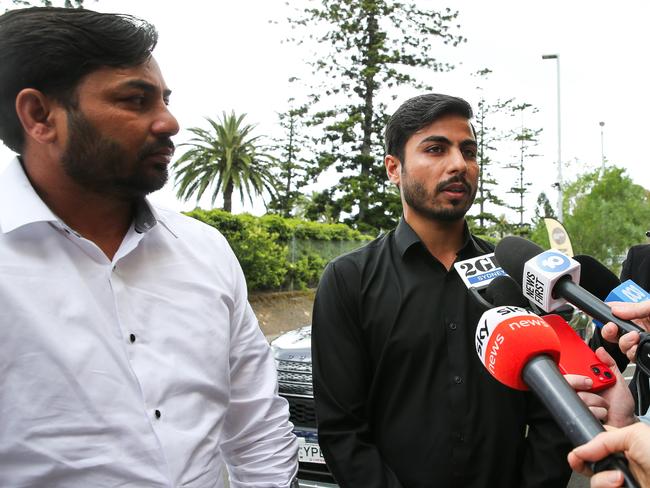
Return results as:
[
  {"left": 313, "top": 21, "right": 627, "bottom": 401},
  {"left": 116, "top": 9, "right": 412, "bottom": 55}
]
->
[
  {"left": 542, "top": 54, "right": 562, "bottom": 222},
  {"left": 599, "top": 121, "right": 605, "bottom": 171}
]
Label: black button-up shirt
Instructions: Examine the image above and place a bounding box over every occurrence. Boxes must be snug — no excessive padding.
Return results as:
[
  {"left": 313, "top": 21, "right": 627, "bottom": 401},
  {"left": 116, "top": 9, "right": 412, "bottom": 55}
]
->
[{"left": 312, "top": 219, "right": 571, "bottom": 488}]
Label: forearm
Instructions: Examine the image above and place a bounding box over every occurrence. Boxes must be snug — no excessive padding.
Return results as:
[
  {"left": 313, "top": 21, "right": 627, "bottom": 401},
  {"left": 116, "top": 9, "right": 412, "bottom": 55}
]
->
[{"left": 222, "top": 264, "right": 298, "bottom": 486}]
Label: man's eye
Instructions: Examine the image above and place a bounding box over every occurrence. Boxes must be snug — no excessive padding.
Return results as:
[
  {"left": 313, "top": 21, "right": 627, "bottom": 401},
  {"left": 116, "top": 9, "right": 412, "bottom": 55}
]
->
[
  {"left": 123, "top": 95, "right": 146, "bottom": 106},
  {"left": 464, "top": 149, "right": 477, "bottom": 158},
  {"left": 426, "top": 145, "right": 444, "bottom": 154}
]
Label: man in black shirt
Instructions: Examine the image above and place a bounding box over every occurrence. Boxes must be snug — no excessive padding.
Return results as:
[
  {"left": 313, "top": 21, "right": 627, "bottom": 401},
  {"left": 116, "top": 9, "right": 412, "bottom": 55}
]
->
[{"left": 311, "top": 93, "right": 571, "bottom": 487}]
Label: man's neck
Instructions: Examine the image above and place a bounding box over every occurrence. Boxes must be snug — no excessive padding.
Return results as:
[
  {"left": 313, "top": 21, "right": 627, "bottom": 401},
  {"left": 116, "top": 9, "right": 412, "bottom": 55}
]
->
[
  {"left": 21, "top": 155, "right": 134, "bottom": 260},
  {"left": 404, "top": 210, "right": 466, "bottom": 271}
]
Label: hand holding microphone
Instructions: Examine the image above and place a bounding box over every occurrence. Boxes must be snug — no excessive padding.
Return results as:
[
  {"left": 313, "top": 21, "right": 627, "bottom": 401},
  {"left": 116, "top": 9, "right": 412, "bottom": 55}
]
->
[
  {"left": 475, "top": 305, "right": 639, "bottom": 487},
  {"left": 564, "top": 346, "right": 637, "bottom": 428},
  {"left": 603, "top": 301, "right": 650, "bottom": 364},
  {"left": 568, "top": 423, "right": 650, "bottom": 488}
]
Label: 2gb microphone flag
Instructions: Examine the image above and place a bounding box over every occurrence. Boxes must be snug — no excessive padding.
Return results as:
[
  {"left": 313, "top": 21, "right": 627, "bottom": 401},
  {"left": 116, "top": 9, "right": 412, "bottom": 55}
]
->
[{"left": 454, "top": 253, "right": 506, "bottom": 290}]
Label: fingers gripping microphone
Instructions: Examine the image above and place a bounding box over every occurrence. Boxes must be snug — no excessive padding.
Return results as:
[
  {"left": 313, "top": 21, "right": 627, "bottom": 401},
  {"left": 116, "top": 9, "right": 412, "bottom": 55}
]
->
[
  {"left": 475, "top": 307, "right": 639, "bottom": 487},
  {"left": 574, "top": 255, "right": 650, "bottom": 328}
]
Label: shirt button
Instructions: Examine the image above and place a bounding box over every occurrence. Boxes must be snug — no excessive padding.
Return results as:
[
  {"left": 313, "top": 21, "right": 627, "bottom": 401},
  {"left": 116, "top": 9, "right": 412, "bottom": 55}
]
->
[
  {"left": 449, "top": 322, "right": 457, "bottom": 330},
  {"left": 155, "top": 409, "right": 161, "bottom": 419},
  {"left": 129, "top": 334, "right": 136, "bottom": 343},
  {"left": 454, "top": 375, "right": 462, "bottom": 384}
]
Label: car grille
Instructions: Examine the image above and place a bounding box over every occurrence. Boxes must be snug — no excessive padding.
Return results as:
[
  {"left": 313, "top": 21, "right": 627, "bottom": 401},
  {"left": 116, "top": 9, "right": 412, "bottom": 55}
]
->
[
  {"left": 275, "top": 356, "right": 337, "bottom": 484},
  {"left": 284, "top": 394, "right": 317, "bottom": 428},
  {"left": 299, "top": 462, "right": 337, "bottom": 484},
  {"left": 277, "top": 359, "right": 313, "bottom": 396}
]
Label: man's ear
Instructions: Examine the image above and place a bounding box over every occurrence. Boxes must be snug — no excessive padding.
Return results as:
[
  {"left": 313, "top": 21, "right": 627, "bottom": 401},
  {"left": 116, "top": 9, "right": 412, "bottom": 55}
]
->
[
  {"left": 14, "top": 88, "right": 61, "bottom": 145},
  {"left": 385, "top": 154, "right": 401, "bottom": 187}
]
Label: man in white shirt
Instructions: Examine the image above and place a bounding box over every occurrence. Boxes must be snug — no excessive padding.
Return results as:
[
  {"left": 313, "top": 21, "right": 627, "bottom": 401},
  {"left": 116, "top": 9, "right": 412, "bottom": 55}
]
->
[{"left": 0, "top": 7, "right": 297, "bottom": 487}]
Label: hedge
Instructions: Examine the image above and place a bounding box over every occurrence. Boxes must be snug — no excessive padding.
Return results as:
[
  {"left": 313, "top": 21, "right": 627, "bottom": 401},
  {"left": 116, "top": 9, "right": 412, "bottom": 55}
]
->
[{"left": 185, "top": 209, "right": 372, "bottom": 291}]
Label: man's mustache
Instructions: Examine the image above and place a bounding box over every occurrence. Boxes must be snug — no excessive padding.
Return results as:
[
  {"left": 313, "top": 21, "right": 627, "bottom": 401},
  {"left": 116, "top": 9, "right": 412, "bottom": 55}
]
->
[
  {"left": 138, "top": 139, "right": 175, "bottom": 159},
  {"left": 435, "top": 175, "right": 471, "bottom": 194}
]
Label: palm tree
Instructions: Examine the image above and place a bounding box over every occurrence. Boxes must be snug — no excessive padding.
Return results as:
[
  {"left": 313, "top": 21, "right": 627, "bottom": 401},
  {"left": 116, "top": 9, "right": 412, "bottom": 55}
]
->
[{"left": 172, "top": 112, "right": 278, "bottom": 212}]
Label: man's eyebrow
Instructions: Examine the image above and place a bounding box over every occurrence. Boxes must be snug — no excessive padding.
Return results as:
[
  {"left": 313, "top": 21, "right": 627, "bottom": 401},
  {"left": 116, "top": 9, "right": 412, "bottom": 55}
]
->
[
  {"left": 418, "top": 135, "right": 451, "bottom": 145},
  {"left": 417, "top": 135, "right": 477, "bottom": 147},
  {"left": 120, "top": 79, "right": 172, "bottom": 98},
  {"left": 460, "top": 139, "right": 477, "bottom": 148}
]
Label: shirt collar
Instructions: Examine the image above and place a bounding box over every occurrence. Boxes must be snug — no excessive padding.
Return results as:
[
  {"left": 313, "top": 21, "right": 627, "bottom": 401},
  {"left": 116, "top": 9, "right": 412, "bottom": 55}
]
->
[
  {"left": 0, "top": 157, "right": 177, "bottom": 238},
  {"left": 0, "top": 157, "right": 59, "bottom": 234},
  {"left": 394, "top": 217, "right": 485, "bottom": 258},
  {"left": 133, "top": 198, "right": 177, "bottom": 238}
]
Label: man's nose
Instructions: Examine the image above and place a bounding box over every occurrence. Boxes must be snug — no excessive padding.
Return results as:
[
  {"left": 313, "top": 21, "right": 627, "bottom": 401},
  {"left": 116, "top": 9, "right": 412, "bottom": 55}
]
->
[
  {"left": 151, "top": 104, "right": 180, "bottom": 137},
  {"left": 447, "top": 147, "right": 468, "bottom": 174}
]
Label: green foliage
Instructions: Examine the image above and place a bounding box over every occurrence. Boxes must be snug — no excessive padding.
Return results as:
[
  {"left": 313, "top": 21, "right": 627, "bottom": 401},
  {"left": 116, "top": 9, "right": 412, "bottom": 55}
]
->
[
  {"left": 185, "top": 209, "right": 371, "bottom": 290},
  {"left": 173, "top": 112, "right": 278, "bottom": 212},
  {"left": 284, "top": 0, "right": 465, "bottom": 232},
  {"left": 230, "top": 225, "right": 287, "bottom": 291},
  {"left": 505, "top": 103, "right": 540, "bottom": 227},
  {"left": 529, "top": 192, "right": 554, "bottom": 249},
  {"left": 267, "top": 102, "right": 311, "bottom": 217},
  {"left": 470, "top": 69, "right": 511, "bottom": 231},
  {"left": 561, "top": 166, "right": 650, "bottom": 271},
  {"left": 286, "top": 252, "right": 327, "bottom": 290}
]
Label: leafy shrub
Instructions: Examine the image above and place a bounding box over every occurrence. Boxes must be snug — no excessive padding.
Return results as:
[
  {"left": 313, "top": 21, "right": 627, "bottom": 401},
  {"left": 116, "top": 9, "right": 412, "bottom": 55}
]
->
[{"left": 185, "top": 209, "right": 371, "bottom": 291}]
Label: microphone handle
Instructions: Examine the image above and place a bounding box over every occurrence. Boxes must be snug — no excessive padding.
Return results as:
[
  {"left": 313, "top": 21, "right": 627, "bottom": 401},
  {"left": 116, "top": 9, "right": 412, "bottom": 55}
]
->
[
  {"left": 523, "top": 355, "right": 640, "bottom": 488},
  {"left": 555, "top": 279, "right": 642, "bottom": 335},
  {"left": 522, "top": 354, "right": 604, "bottom": 445},
  {"left": 594, "top": 455, "right": 641, "bottom": 488},
  {"left": 555, "top": 279, "right": 650, "bottom": 376}
]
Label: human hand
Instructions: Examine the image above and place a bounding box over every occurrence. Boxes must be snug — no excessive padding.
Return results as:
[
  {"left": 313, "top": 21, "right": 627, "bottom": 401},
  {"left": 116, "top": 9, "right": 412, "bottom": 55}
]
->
[
  {"left": 568, "top": 423, "right": 650, "bottom": 488},
  {"left": 564, "top": 347, "right": 636, "bottom": 428},
  {"left": 601, "top": 301, "right": 650, "bottom": 363}
]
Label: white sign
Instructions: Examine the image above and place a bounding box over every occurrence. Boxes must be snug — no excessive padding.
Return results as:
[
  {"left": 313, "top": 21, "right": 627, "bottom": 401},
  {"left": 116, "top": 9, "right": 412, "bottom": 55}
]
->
[
  {"left": 297, "top": 437, "right": 326, "bottom": 464},
  {"left": 454, "top": 253, "right": 506, "bottom": 290}
]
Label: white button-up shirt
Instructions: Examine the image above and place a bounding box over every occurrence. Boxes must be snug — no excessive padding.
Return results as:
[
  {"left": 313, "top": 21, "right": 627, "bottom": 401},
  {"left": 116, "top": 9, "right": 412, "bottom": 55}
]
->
[{"left": 0, "top": 158, "right": 297, "bottom": 488}]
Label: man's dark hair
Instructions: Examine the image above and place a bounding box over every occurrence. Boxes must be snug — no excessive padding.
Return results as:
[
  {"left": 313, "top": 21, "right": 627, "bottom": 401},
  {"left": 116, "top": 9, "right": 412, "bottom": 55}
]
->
[
  {"left": 385, "top": 93, "right": 474, "bottom": 162},
  {"left": 0, "top": 7, "right": 158, "bottom": 153}
]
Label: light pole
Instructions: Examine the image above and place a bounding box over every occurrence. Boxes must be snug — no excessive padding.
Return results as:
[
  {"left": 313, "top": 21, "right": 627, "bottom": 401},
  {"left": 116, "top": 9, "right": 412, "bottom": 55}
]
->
[
  {"left": 542, "top": 53, "right": 562, "bottom": 222},
  {"left": 599, "top": 121, "right": 606, "bottom": 171}
]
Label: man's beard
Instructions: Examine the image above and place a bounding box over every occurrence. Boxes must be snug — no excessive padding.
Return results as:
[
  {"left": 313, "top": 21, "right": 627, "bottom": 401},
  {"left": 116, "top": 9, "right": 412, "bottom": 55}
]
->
[
  {"left": 61, "top": 110, "right": 172, "bottom": 199},
  {"left": 401, "top": 172, "right": 477, "bottom": 222}
]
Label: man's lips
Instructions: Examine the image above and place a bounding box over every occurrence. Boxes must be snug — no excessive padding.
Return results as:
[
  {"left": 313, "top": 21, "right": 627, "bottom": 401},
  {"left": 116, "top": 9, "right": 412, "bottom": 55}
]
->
[
  {"left": 440, "top": 182, "right": 469, "bottom": 195},
  {"left": 142, "top": 146, "right": 175, "bottom": 165}
]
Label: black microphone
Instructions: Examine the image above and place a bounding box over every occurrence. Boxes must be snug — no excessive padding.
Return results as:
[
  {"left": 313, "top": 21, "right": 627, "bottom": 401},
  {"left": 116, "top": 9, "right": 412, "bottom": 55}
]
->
[
  {"left": 484, "top": 275, "right": 531, "bottom": 309},
  {"left": 495, "top": 236, "right": 650, "bottom": 376},
  {"left": 573, "top": 255, "right": 621, "bottom": 301}
]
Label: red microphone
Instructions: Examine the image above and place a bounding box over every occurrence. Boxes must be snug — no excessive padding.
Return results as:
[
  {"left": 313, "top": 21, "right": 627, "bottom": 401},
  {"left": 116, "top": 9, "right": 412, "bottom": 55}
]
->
[
  {"left": 475, "top": 306, "right": 639, "bottom": 487},
  {"left": 475, "top": 306, "right": 561, "bottom": 390}
]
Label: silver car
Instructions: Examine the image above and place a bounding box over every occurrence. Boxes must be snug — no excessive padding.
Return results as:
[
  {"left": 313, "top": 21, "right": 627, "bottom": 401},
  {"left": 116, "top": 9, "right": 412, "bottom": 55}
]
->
[{"left": 271, "top": 326, "right": 338, "bottom": 488}]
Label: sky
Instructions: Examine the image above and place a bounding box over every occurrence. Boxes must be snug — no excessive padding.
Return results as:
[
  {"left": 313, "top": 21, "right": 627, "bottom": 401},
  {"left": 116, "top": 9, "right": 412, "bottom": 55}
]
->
[{"left": 1, "top": 0, "right": 648, "bottom": 222}]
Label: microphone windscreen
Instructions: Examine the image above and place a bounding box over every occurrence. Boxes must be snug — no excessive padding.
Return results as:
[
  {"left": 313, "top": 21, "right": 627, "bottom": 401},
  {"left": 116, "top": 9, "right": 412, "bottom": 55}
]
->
[
  {"left": 484, "top": 275, "right": 530, "bottom": 308},
  {"left": 475, "top": 307, "right": 561, "bottom": 390},
  {"left": 494, "top": 236, "right": 544, "bottom": 285},
  {"left": 573, "top": 255, "right": 621, "bottom": 300}
]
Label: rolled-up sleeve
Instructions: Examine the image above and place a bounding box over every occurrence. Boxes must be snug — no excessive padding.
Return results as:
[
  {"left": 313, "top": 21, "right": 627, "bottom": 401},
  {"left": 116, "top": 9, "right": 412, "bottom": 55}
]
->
[{"left": 220, "top": 257, "right": 298, "bottom": 488}]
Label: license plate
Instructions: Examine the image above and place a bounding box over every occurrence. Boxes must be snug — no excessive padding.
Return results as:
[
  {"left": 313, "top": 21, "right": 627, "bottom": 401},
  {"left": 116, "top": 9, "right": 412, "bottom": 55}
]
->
[{"left": 297, "top": 437, "right": 326, "bottom": 464}]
